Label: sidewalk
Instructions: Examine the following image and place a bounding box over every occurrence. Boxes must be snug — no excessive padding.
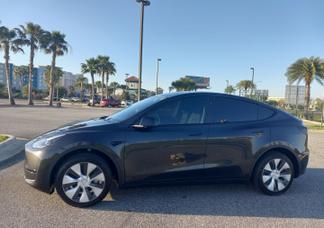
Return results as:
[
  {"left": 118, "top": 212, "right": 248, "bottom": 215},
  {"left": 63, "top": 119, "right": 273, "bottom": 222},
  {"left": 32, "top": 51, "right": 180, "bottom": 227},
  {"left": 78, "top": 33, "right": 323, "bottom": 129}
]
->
[{"left": 302, "top": 119, "right": 323, "bottom": 126}]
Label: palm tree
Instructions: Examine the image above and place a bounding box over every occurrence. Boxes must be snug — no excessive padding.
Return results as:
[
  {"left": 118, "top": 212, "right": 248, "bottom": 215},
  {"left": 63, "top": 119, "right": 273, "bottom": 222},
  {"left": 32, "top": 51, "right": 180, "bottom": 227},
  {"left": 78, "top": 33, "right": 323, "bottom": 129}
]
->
[
  {"left": 76, "top": 75, "right": 87, "bottom": 102},
  {"left": 286, "top": 57, "right": 324, "bottom": 117},
  {"left": 0, "top": 26, "right": 24, "bottom": 105},
  {"left": 105, "top": 61, "right": 116, "bottom": 98},
  {"left": 44, "top": 65, "right": 63, "bottom": 99},
  {"left": 95, "top": 81, "right": 102, "bottom": 93},
  {"left": 236, "top": 80, "right": 255, "bottom": 97},
  {"left": 42, "top": 31, "right": 69, "bottom": 106},
  {"left": 14, "top": 65, "right": 28, "bottom": 91},
  {"left": 171, "top": 77, "right": 196, "bottom": 91},
  {"left": 81, "top": 58, "right": 98, "bottom": 106},
  {"left": 44, "top": 65, "right": 63, "bottom": 89},
  {"left": 224, "top": 85, "right": 236, "bottom": 95},
  {"left": 97, "top": 55, "right": 109, "bottom": 100},
  {"left": 110, "top": 81, "right": 120, "bottom": 95},
  {"left": 16, "top": 23, "right": 46, "bottom": 105}
]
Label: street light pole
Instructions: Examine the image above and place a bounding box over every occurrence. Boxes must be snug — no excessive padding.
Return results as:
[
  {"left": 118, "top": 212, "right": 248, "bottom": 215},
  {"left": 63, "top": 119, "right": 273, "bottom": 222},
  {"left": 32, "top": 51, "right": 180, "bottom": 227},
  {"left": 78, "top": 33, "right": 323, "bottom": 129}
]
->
[
  {"left": 136, "top": 0, "right": 150, "bottom": 101},
  {"left": 225, "top": 80, "right": 229, "bottom": 94},
  {"left": 155, "top": 58, "right": 161, "bottom": 94},
  {"left": 250, "top": 67, "right": 255, "bottom": 97}
]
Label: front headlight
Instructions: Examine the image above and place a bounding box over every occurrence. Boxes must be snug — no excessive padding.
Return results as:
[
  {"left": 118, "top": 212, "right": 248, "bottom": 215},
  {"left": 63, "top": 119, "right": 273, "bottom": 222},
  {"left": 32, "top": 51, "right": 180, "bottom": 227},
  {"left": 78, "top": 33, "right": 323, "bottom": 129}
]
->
[{"left": 31, "top": 133, "right": 65, "bottom": 149}]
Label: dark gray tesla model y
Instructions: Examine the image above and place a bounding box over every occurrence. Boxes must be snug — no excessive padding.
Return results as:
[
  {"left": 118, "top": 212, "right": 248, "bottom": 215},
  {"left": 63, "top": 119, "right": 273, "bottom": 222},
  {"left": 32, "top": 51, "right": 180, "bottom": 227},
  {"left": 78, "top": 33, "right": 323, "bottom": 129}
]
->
[{"left": 24, "top": 92, "right": 309, "bottom": 207}]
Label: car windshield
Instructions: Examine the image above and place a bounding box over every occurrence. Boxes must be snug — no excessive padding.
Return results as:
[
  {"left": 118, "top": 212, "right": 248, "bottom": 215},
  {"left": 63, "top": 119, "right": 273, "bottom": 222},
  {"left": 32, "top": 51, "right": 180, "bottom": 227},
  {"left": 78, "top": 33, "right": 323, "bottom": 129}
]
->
[{"left": 106, "top": 94, "right": 169, "bottom": 122}]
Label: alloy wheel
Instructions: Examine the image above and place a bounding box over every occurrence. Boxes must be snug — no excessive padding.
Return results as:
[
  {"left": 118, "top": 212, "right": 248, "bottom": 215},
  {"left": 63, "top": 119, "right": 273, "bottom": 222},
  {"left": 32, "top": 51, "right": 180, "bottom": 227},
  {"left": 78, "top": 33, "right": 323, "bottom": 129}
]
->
[
  {"left": 262, "top": 158, "right": 292, "bottom": 192},
  {"left": 62, "top": 162, "right": 106, "bottom": 203}
]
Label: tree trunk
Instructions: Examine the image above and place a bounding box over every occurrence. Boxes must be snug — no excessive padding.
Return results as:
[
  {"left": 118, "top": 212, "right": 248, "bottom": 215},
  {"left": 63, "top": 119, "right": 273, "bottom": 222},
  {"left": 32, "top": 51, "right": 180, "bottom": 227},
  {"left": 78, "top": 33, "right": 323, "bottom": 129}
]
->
[
  {"left": 305, "top": 82, "right": 311, "bottom": 119},
  {"left": 101, "top": 72, "right": 105, "bottom": 100},
  {"left": 28, "top": 44, "right": 34, "bottom": 105},
  {"left": 49, "top": 53, "right": 56, "bottom": 106},
  {"left": 105, "top": 73, "right": 109, "bottom": 98},
  {"left": 91, "top": 73, "right": 95, "bottom": 106},
  {"left": 4, "top": 46, "right": 15, "bottom": 105}
]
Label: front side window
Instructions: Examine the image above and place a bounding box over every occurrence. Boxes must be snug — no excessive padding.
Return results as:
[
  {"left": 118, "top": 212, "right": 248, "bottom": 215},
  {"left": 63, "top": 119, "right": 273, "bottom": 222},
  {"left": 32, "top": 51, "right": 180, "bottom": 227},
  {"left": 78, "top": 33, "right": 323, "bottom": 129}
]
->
[{"left": 140, "top": 96, "right": 208, "bottom": 126}]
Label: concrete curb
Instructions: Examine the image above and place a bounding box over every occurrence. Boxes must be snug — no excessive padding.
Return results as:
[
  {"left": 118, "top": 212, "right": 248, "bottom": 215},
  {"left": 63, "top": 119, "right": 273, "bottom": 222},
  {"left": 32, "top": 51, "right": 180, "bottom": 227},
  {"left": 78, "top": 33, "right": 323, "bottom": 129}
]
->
[
  {"left": 0, "top": 134, "right": 15, "bottom": 146},
  {"left": 0, "top": 135, "right": 28, "bottom": 164}
]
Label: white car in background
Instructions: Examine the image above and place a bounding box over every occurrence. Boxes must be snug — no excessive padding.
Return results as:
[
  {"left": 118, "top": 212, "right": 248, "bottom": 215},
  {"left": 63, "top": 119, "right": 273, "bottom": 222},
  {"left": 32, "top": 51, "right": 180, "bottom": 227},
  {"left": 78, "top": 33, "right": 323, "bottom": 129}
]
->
[
  {"left": 121, "top": 100, "right": 134, "bottom": 108},
  {"left": 71, "top": 97, "right": 80, "bottom": 102}
]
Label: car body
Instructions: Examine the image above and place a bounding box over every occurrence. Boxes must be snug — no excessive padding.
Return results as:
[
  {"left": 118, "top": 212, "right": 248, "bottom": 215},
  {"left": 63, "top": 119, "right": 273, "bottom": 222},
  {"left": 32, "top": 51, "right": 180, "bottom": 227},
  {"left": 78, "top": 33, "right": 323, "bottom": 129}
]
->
[
  {"left": 99, "top": 97, "right": 121, "bottom": 107},
  {"left": 24, "top": 92, "right": 309, "bottom": 207},
  {"left": 88, "top": 95, "right": 101, "bottom": 106},
  {"left": 43, "top": 96, "right": 59, "bottom": 101}
]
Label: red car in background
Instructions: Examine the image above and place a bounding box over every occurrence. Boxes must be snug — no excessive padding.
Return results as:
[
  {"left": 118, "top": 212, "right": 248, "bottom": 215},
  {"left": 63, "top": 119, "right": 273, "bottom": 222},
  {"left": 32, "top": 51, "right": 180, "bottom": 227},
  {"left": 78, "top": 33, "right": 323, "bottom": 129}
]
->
[{"left": 99, "top": 97, "right": 121, "bottom": 107}]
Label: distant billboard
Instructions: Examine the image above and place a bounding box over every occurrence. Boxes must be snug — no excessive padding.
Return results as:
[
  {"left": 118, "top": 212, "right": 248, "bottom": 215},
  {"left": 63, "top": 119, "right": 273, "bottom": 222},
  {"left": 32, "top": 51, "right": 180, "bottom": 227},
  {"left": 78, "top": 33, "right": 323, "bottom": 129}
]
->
[
  {"left": 285, "top": 85, "right": 305, "bottom": 105},
  {"left": 185, "top": 75, "right": 210, "bottom": 89}
]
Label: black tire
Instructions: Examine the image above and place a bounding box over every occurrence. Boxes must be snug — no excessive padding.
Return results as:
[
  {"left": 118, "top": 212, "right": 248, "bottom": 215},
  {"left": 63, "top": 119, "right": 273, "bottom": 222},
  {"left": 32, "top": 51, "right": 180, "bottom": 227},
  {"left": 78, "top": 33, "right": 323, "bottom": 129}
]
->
[
  {"left": 253, "top": 152, "right": 294, "bottom": 195},
  {"left": 55, "top": 153, "right": 112, "bottom": 207}
]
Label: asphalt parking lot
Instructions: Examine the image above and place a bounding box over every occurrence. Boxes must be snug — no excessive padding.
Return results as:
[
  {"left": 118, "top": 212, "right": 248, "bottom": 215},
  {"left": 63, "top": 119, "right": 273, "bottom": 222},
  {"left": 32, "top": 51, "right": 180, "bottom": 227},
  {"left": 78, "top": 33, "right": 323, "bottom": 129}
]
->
[
  {"left": 0, "top": 102, "right": 324, "bottom": 227},
  {"left": 0, "top": 99, "right": 118, "bottom": 139}
]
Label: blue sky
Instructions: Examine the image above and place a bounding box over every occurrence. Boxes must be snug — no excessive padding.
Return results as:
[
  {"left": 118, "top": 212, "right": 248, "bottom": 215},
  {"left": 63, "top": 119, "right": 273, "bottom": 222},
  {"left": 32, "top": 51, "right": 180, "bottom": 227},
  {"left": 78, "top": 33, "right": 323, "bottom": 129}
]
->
[{"left": 1, "top": 0, "right": 324, "bottom": 98}]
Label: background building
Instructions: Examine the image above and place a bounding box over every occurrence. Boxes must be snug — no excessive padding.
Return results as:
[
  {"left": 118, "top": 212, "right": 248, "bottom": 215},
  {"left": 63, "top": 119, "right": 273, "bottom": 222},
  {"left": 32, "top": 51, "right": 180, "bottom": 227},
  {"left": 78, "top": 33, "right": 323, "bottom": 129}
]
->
[
  {"left": 0, "top": 63, "right": 14, "bottom": 87},
  {"left": 60, "top": 71, "right": 77, "bottom": 89},
  {"left": 285, "top": 85, "right": 305, "bottom": 106},
  {"left": 36, "top": 66, "right": 47, "bottom": 91},
  {"left": 125, "top": 76, "right": 139, "bottom": 90},
  {"left": 255, "top": 89, "right": 269, "bottom": 101}
]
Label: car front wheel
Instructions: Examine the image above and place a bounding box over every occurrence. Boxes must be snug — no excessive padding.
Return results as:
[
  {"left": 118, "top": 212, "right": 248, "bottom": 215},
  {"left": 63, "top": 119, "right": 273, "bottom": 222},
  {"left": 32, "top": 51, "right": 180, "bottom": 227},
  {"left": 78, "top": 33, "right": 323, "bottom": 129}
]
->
[
  {"left": 55, "top": 153, "right": 112, "bottom": 207},
  {"left": 254, "top": 152, "right": 294, "bottom": 195}
]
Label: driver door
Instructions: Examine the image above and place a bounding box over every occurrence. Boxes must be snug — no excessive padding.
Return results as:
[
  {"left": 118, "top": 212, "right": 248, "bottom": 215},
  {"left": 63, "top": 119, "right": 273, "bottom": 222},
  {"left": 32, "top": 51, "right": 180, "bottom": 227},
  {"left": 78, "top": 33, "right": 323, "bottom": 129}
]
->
[{"left": 124, "top": 95, "right": 210, "bottom": 184}]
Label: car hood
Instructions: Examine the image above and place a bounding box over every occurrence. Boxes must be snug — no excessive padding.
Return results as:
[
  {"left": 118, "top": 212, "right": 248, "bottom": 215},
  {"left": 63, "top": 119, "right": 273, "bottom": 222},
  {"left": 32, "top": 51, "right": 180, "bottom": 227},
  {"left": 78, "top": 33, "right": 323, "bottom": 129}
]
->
[{"left": 40, "top": 116, "right": 118, "bottom": 138}]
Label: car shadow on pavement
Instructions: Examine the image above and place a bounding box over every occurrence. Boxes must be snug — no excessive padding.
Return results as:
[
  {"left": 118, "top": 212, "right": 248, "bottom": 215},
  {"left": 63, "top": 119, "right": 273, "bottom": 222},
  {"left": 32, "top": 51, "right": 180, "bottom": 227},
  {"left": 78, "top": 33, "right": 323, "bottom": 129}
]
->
[{"left": 92, "top": 168, "right": 324, "bottom": 219}]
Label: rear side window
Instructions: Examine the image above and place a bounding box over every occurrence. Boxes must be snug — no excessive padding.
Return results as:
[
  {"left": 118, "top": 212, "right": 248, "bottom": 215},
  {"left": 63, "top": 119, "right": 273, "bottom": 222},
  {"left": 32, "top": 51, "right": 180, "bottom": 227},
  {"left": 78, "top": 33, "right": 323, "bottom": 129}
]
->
[
  {"left": 206, "top": 97, "right": 258, "bottom": 123},
  {"left": 258, "top": 106, "right": 274, "bottom": 120}
]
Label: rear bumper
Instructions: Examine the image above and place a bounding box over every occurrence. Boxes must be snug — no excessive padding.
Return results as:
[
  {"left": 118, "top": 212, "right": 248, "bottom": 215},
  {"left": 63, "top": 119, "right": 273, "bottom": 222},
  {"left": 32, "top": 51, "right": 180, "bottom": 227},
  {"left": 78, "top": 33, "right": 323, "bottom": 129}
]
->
[{"left": 298, "top": 153, "right": 309, "bottom": 176}]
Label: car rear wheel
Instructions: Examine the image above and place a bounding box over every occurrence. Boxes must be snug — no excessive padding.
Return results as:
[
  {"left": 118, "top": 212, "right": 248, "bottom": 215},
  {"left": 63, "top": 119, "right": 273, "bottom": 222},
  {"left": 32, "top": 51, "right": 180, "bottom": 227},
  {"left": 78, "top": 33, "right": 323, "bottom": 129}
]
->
[
  {"left": 254, "top": 152, "right": 294, "bottom": 195},
  {"left": 55, "top": 153, "right": 112, "bottom": 207}
]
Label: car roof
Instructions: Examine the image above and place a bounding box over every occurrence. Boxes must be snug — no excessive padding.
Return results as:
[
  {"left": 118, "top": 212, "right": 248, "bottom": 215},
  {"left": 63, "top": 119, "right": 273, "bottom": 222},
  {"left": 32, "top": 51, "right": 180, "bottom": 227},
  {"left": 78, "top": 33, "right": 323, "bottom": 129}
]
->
[{"left": 163, "top": 91, "right": 276, "bottom": 110}]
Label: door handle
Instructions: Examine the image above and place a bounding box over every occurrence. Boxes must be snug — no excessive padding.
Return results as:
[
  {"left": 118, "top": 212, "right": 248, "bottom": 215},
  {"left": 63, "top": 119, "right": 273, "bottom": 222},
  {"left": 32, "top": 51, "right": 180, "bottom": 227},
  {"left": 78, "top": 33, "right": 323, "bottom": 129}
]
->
[{"left": 188, "top": 132, "right": 203, "bottom": 136}]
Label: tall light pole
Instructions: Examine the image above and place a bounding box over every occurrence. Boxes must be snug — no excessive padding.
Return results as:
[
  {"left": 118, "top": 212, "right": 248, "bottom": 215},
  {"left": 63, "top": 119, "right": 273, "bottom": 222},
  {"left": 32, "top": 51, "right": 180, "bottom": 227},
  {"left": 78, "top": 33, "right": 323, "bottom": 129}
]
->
[
  {"left": 296, "top": 82, "right": 299, "bottom": 116},
  {"left": 136, "top": 0, "right": 150, "bottom": 101},
  {"left": 155, "top": 58, "right": 161, "bottom": 94},
  {"left": 250, "top": 67, "right": 255, "bottom": 97}
]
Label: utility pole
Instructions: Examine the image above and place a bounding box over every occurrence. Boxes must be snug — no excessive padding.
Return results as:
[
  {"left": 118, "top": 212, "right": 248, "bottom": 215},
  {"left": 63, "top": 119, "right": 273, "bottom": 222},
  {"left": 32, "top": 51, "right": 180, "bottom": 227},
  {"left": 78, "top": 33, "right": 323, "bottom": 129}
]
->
[
  {"left": 155, "top": 58, "right": 161, "bottom": 94},
  {"left": 136, "top": 0, "right": 150, "bottom": 101},
  {"left": 250, "top": 67, "right": 255, "bottom": 97}
]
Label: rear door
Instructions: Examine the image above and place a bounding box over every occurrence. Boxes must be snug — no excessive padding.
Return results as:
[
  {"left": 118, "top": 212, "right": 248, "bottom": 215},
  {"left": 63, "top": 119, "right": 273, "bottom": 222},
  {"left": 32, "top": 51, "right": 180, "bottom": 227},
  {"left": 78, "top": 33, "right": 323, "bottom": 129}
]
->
[{"left": 204, "top": 96, "right": 271, "bottom": 179}]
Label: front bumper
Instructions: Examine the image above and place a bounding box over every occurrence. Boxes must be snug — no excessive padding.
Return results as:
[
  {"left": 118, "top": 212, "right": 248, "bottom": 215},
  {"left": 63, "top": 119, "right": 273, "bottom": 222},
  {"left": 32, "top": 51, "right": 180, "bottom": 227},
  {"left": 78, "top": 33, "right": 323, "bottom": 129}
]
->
[{"left": 24, "top": 143, "right": 54, "bottom": 194}]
